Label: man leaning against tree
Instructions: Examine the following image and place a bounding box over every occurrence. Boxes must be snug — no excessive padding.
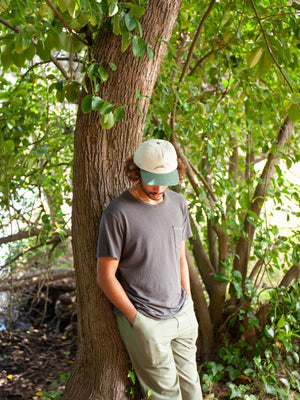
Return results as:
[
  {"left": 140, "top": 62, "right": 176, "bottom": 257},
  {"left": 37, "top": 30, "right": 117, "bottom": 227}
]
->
[{"left": 96, "top": 139, "right": 203, "bottom": 400}]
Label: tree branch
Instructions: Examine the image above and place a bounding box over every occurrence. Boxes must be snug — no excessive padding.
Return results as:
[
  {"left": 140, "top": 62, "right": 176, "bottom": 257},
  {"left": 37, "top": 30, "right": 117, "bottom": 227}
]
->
[
  {"left": 279, "top": 263, "right": 299, "bottom": 287},
  {"left": 44, "top": 0, "right": 90, "bottom": 47},
  {"left": 189, "top": 0, "right": 246, "bottom": 76},
  {"left": 0, "top": 228, "right": 71, "bottom": 245},
  {"left": 249, "top": 0, "right": 294, "bottom": 92},
  {"left": 179, "top": 0, "right": 217, "bottom": 83}
]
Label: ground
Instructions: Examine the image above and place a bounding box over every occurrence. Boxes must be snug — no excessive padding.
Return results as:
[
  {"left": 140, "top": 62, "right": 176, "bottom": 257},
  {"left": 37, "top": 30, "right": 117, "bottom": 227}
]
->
[
  {"left": 0, "top": 285, "right": 298, "bottom": 400},
  {"left": 0, "top": 321, "right": 230, "bottom": 400},
  {"left": 0, "top": 325, "right": 76, "bottom": 400}
]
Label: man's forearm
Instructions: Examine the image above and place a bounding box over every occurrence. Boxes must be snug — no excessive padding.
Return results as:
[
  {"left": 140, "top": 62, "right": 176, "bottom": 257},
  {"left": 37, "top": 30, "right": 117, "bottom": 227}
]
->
[
  {"left": 100, "top": 277, "right": 137, "bottom": 324},
  {"left": 97, "top": 258, "right": 137, "bottom": 324}
]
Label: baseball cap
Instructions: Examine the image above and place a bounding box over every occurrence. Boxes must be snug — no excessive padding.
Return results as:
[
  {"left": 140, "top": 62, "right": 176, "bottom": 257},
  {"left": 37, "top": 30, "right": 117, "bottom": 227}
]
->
[{"left": 133, "top": 139, "right": 179, "bottom": 186}]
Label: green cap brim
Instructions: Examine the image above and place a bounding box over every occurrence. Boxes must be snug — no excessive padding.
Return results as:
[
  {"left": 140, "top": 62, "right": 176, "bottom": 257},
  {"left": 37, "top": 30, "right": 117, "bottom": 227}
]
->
[{"left": 140, "top": 169, "right": 179, "bottom": 186}]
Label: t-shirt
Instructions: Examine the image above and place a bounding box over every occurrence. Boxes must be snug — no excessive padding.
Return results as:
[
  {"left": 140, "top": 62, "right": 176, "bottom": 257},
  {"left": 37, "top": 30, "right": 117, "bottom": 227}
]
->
[{"left": 96, "top": 188, "right": 192, "bottom": 319}]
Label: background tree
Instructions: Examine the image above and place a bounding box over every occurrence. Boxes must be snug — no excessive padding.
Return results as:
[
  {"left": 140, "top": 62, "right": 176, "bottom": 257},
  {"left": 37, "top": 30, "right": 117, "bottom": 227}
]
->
[{"left": 0, "top": 0, "right": 299, "bottom": 398}]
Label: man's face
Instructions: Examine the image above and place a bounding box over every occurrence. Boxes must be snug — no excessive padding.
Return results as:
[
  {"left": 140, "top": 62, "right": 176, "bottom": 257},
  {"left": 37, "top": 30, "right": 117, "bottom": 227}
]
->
[{"left": 140, "top": 180, "right": 168, "bottom": 203}]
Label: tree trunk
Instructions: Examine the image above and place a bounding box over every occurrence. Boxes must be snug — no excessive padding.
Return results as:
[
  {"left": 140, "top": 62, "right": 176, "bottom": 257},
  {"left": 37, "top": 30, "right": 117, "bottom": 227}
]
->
[
  {"left": 186, "top": 246, "right": 214, "bottom": 361},
  {"left": 62, "top": 2, "right": 182, "bottom": 399}
]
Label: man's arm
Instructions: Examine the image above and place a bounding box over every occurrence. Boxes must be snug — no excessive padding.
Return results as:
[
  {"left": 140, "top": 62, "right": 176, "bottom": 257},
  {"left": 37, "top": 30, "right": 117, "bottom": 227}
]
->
[
  {"left": 97, "top": 257, "right": 137, "bottom": 325},
  {"left": 180, "top": 242, "right": 192, "bottom": 297}
]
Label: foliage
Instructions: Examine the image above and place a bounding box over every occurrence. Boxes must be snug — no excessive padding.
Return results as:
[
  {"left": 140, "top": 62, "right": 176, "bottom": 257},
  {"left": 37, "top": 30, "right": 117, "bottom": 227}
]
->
[
  {"left": 145, "top": 0, "right": 300, "bottom": 349},
  {"left": 200, "top": 278, "right": 300, "bottom": 398}
]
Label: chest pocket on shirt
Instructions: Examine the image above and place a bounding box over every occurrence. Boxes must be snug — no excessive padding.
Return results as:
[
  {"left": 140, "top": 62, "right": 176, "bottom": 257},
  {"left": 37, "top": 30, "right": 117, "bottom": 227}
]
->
[{"left": 172, "top": 226, "right": 183, "bottom": 249}]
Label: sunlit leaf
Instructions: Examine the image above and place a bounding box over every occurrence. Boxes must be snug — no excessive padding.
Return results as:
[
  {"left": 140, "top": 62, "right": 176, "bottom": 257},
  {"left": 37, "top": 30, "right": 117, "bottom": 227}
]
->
[
  {"left": 288, "top": 104, "right": 300, "bottom": 123},
  {"left": 247, "top": 47, "right": 263, "bottom": 68},
  {"left": 113, "top": 106, "right": 125, "bottom": 121},
  {"left": 121, "top": 32, "right": 131, "bottom": 52},
  {"left": 100, "top": 112, "right": 114, "bottom": 129}
]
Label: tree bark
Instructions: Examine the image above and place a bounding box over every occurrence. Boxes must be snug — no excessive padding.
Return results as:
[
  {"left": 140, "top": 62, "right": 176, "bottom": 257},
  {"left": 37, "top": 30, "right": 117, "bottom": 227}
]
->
[
  {"left": 62, "top": 2, "right": 182, "bottom": 399},
  {"left": 186, "top": 246, "right": 214, "bottom": 361}
]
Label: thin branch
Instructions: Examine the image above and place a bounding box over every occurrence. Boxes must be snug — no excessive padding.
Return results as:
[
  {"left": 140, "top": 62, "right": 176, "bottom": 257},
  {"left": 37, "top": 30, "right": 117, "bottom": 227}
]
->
[
  {"left": 279, "top": 263, "right": 300, "bottom": 287},
  {"left": 0, "top": 228, "right": 71, "bottom": 246},
  {"left": 249, "top": 0, "right": 294, "bottom": 92},
  {"left": 44, "top": 0, "right": 90, "bottom": 47},
  {"left": 189, "top": 160, "right": 218, "bottom": 203},
  {"left": 179, "top": 0, "right": 217, "bottom": 83},
  {"left": 189, "top": 0, "right": 246, "bottom": 76}
]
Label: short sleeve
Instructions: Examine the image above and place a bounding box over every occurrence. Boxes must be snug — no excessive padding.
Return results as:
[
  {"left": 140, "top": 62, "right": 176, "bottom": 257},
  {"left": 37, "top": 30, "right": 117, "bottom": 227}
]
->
[
  {"left": 182, "top": 201, "right": 192, "bottom": 240},
  {"left": 96, "top": 211, "right": 124, "bottom": 260}
]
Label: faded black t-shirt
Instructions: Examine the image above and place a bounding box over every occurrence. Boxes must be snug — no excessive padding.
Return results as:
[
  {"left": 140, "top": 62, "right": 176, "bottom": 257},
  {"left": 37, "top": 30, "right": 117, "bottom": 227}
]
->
[{"left": 97, "top": 189, "right": 192, "bottom": 320}]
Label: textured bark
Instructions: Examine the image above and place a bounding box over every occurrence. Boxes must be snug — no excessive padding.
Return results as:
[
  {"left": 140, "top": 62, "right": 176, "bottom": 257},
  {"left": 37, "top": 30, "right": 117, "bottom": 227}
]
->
[
  {"left": 186, "top": 247, "right": 214, "bottom": 361},
  {"left": 62, "top": 2, "right": 182, "bottom": 399}
]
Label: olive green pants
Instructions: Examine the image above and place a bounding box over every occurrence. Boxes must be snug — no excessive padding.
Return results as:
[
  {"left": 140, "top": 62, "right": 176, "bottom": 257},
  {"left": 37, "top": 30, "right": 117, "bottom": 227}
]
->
[{"left": 116, "top": 297, "right": 202, "bottom": 400}]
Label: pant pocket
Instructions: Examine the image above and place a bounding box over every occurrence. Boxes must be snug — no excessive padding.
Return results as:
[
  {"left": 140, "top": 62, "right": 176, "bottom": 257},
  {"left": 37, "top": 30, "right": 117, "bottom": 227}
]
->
[{"left": 133, "top": 312, "right": 170, "bottom": 366}]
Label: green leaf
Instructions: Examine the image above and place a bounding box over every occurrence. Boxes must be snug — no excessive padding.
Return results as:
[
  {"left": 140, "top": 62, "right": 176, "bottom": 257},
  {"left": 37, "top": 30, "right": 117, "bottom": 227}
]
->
[
  {"left": 1, "top": 52, "right": 12, "bottom": 67},
  {"left": 132, "top": 36, "right": 147, "bottom": 59},
  {"left": 12, "top": 51, "right": 25, "bottom": 67},
  {"left": 65, "top": 81, "right": 81, "bottom": 103},
  {"left": 0, "top": 0, "right": 8, "bottom": 12},
  {"left": 125, "top": 13, "right": 137, "bottom": 31},
  {"left": 136, "top": 20, "right": 142, "bottom": 37},
  {"left": 4, "top": 140, "right": 15, "bottom": 152},
  {"left": 247, "top": 47, "right": 263, "bottom": 68},
  {"left": 100, "top": 112, "right": 114, "bottom": 129},
  {"left": 113, "top": 106, "right": 125, "bottom": 121},
  {"left": 56, "top": 87, "right": 65, "bottom": 103},
  {"left": 109, "top": 3, "right": 118, "bottom": 17},
  {"left": 23, "top": 42, "right": 36, "bottom": 60},
  {"left": 112, "top": 15, "right": 121, "bottom": 35},
  {"left": 121, "top": 32, "right": 131, "bottom": 53},
  {"left": 36, "top": 41, "right": 51, "bottom": 61},
  {"left": 91, "top": 96, "right": 105, "bottom": 111},
  {"left": 277, "top": 315, "right": 285, "bottom": 328},
  {"left": 100, "top": 102, "right": 114, "bottom": 115},
  {"left": 88, "top": 63, "right": 98, "bottom": 78},
  {"left": 108, "top": 62, "right": 117, "bottom": 71},
  {"left": 147, "top": 45, "right": 154, "bottom": 60},
  {"left": 59, "top": 32, "right": 72, "bottom": 52},
  {"left": 291, "top": 92, "right": 300, "bottom": 104},
  {"left": 98, "top": 66, "right": 109, "bottom": 82},
  {"left": 15, "top": 29, "right": 32, "bottom": 53},
  {"left": 130, "top": 5, "right": 145, "bottom": 18},
  {"left": 257, "top": 50, "right": 272, "bottom": 77},
  {"left": 39, "top": 4, "right": 48, "bottom": 17},
  {"left": 81, "top": 94, "right": 93, "bottom": 113},
  {"left": 288, "top": 103, "right": 300, "bottom": 123},
  {"left": 67, "top": 0, "right": 77, "bottom": 17},
  {"left": 58, "top": 0, "right": 68, "bottom": 13},
  {"left": 214, "top": 272, "right": 228, "bottom": 284}
]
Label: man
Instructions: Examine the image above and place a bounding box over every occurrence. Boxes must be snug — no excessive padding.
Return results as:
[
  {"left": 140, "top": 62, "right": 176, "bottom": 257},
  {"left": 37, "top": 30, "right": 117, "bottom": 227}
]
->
[{"left": 97, "top": 139, "right": 202, "bottom": 400}]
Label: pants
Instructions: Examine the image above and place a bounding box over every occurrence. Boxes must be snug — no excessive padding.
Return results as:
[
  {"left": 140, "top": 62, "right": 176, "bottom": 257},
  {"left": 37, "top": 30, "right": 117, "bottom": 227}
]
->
[{"left": 116, "top": 296, "right": 203, "bottom": 400}]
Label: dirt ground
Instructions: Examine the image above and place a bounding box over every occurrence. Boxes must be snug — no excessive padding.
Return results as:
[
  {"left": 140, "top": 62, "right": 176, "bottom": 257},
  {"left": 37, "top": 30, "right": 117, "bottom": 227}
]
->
[
  {"left": 0, "top": 324, "right": 77, "bottom": 400},
  {"left": 0, "top": 322, "right": 230, "bottom": 400}
]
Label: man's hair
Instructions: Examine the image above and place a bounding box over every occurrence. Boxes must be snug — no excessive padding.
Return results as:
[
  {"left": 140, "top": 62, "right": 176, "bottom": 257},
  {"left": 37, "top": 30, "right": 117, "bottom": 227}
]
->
[{"left": 125, "top": 156, "right": 187, "bottom": 183}]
